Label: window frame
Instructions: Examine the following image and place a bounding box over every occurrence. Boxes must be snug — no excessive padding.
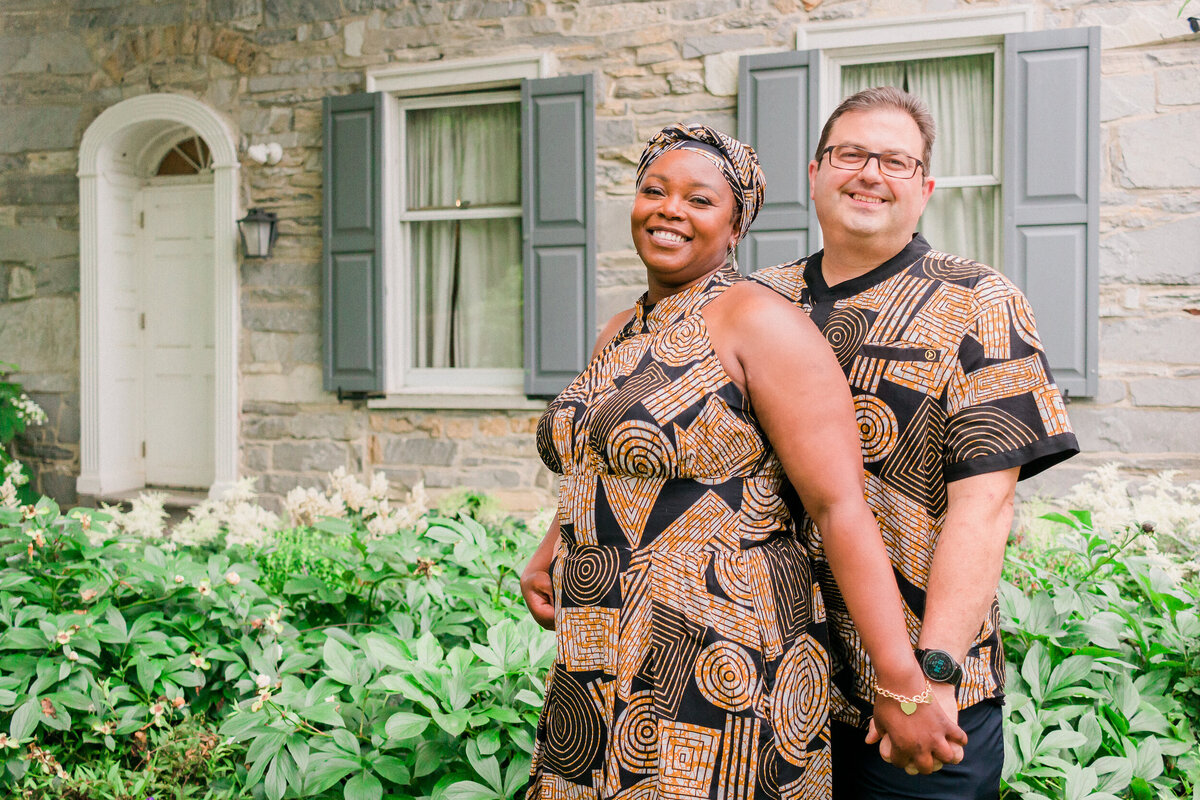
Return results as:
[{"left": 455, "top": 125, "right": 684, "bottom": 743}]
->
[{"left": 364, "top": 54, "right": 552, "bottom": 404}]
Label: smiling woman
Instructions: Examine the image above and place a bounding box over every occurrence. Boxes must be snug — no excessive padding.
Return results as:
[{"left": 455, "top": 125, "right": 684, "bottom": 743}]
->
[{"left": 520, "top": 123, "right": 965, "bottom": 799}]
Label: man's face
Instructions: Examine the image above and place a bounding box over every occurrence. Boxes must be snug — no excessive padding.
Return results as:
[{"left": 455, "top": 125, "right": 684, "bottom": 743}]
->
[{"left": 808, "top": 108, "right": 935, "bottom": 248}]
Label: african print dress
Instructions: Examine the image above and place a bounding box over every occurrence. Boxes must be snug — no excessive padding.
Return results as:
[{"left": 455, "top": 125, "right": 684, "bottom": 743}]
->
[{"left": 528, "top": 266, "right": 832, "bottom": 800}]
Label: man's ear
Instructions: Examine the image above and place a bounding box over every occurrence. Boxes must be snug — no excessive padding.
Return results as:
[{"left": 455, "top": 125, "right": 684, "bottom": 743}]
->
[
  {"left": 808, "top": 160, "right": 819, "bottom": 200},
  {"left": 920, "top": 175, "right": 936, "bottom": 206}
]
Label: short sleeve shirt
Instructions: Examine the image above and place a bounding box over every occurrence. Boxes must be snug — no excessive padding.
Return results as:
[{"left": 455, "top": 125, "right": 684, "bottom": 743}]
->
[{"left": 752, "top": 234, "right": 1079, "bottom": 724}]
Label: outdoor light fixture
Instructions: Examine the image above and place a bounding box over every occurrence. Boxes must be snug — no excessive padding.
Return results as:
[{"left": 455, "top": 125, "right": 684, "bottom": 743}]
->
[{"left": 237, "top": 208, "right": 278, "bottom": 259}]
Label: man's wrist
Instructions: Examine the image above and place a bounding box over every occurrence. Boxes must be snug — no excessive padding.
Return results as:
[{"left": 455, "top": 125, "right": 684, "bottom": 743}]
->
[{"left": 914, "top": 647, "right": 964, "bottom": 686}]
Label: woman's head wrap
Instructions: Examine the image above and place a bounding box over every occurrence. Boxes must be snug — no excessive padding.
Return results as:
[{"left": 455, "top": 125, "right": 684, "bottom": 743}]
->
[{"left": 635, "top": 123, "right": 766, "bottom": 243}]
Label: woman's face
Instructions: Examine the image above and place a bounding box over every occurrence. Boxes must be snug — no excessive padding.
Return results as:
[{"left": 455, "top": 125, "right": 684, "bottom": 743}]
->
[{"left": 632, "top": 149, "right": 739, "bottom": 298}]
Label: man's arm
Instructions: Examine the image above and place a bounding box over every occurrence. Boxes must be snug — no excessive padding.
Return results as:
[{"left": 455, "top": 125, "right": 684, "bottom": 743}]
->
[{"left": 907, "top": 468, "right": 1019, "bottom": 724}]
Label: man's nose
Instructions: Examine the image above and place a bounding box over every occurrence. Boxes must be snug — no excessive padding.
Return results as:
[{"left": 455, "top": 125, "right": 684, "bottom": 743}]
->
[{"left": 858, "top": 153, "right": 885, "bottom": 180}]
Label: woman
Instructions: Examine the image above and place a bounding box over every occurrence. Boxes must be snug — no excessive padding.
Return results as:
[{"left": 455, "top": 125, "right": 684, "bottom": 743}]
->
[{"left": 522, "top": 124, "right": 962, "bottom": 799}]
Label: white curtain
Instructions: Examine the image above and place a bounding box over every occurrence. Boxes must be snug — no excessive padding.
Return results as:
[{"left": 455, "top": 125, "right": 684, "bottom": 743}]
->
[
  {"left": 841, "top": 55, "right": 997, "bottom": 265},
  {"left": 407, "top": 103, "right": 522, "bottom": 369}
]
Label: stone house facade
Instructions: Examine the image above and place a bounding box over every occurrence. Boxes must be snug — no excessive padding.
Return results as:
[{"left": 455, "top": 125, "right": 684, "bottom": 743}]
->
[{"left": 0, "top": 0, "right": 1197, "bottom": 514}]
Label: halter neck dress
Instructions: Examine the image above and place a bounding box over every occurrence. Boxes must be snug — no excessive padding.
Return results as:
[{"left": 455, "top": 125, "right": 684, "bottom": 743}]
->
[{"left": 527, "top": 265, "right": 832, "bottom": 800}]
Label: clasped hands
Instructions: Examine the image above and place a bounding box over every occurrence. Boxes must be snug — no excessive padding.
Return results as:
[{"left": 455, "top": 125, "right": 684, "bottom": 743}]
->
[{"left": 868, "top": 681, "right": 966, "bottom": 775}]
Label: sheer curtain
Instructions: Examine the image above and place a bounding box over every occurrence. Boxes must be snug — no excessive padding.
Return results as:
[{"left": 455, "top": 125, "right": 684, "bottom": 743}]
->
[
  {"left": 841, "top": 54, "right": 997, "bottom": 265},
  {"left": 407, "top": 103, "right": 522, "bottom": 369}
]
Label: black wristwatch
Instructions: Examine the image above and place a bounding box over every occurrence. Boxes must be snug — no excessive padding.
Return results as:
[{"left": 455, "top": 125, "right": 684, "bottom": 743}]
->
[{"left": 915, "top": 648, "right": 963, "bottom": 686}]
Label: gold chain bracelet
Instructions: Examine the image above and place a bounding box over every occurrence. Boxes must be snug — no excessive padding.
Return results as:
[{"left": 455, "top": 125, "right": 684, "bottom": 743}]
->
[{"left": 872, "top": 679, "right": 933, "bottom": 716}]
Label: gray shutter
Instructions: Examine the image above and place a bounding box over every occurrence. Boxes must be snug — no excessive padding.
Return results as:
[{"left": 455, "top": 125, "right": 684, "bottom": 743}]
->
[
  {"left": 522, "top": 74, "right": 595, "bottom": 397},
  {"left": 1004, "top": 27, "right": 1100, "bottom": 397},
  {"left": 737, "top": 50, "right": 821, "bottom": 271},
  {"left": 322, "top": 92, "right": 385, "bottom": 394}
]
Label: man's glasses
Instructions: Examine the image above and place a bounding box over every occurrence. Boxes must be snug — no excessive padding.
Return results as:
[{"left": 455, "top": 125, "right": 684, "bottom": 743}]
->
[{"left": 820, "top": 145, "right": 925, "bottom": 179}]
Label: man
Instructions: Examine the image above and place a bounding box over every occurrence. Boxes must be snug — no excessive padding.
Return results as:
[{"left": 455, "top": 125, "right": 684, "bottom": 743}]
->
[{"left": 750, "top": 86, "right": 1079, "bottom": 799}]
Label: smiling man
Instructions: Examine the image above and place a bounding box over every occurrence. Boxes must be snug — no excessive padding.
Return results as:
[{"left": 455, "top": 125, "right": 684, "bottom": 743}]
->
[{"left": 752, "top": 87, "right": 1080, "bottom": 799}]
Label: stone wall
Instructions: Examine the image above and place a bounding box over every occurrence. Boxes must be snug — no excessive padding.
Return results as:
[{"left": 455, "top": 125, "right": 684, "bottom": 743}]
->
[{"left": 0, "top": 0, "right": 1197, "bottom": 512}]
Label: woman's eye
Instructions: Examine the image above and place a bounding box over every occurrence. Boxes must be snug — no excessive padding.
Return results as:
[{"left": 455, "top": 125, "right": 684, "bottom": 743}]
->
[{"left": 691, "top": 196, "right": 712, "bottom": 205}]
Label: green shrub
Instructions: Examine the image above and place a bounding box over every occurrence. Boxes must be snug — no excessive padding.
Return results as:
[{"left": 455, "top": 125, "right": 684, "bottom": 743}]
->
[
  {"left": 1000, "top": 510, "right": 1200, "bottom": 800},
  {"left": 0, "top": 363, "right": 46, "bottom": 508},
  {"left": 0, "top": 476, "right": 554, "bottom": 800}
]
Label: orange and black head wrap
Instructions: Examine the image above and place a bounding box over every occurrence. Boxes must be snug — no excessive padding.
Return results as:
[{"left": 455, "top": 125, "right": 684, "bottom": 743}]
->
[{"left": 635, "top": 123, "right": 766, "bottom": 243}]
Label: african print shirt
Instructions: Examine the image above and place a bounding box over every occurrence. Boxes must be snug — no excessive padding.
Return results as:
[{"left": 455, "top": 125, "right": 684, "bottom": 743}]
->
[
  {"left": 529, "top": 265, "right": 834, "bottom": 800},
  {"left": 752, "top": 234, "right": 1079, "bottom": 725}
]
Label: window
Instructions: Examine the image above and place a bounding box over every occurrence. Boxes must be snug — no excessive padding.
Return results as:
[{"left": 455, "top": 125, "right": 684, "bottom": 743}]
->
[
  {"left": 399, "top": 94, "right": 523, "bottom": 390},
  {"left": 322, "top": 58, "right": 595, "bottom": 403},
  {"left": 840, "top": 51, "right": 999, "bottom": 267},
  {"left": 739, "top": 18, "right": 1099, "bottom": 396}
]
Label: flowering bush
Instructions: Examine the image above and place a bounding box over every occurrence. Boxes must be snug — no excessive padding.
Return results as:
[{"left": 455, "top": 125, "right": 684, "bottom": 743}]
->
[
  {"left": 1000, "top": 469, "right": 1200, "bottom": 800},
  {"left": 0, "top": 363, "right": 46, "bottom": 508},
  {"left": 0, "top": 470, "right": 552, "bottom": 799}
]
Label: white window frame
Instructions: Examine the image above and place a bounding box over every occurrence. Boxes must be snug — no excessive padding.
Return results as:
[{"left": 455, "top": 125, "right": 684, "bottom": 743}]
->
[
  {"left": 365, "top": 53, "right": 552, "bottom": 408},
  {"left": 799, "top": 8, "right": 1031, "bottom": 263}
]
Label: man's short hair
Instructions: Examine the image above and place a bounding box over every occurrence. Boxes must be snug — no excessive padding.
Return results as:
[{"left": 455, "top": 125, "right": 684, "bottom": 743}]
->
[{"left": 814, "top": 86, "right": 936, "bottom": 174}]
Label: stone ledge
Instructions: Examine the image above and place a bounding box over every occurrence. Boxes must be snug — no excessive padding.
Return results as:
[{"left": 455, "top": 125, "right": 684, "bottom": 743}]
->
[{"left": 369, "top": 392, "right": 547, "bottom": 411}]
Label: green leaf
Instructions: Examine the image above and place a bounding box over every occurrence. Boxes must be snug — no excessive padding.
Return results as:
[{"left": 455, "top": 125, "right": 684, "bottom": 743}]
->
[
  {"left": 344, "top": 771, "right": 383, "bottom": 800},
  {"left": 332, "top": 728, "right": 361, "bottom": 756},
  {"left": 384, "top": 711, "right": 430, "bottom": 741},
  {"left": 442, "top": 781, "right": 500, "bottom": 800},
  {"left": 304, "top": 753, "right": 360, "bottom": 794},
  {"left": 265, "top": 754, "right": 287, "bottom": 800},
  {"left": 324, "top": 638, "right": 359, "bottom": 686},
  {"left": 134, "top": 654, "right": 163, "bottom": 696},
  {"left": 9, "top": 698, "right": 38, "bottom": 740},
  {"left": 476, "top": 727, "right": 501, "bottom": 756},
  {"left": 0, "top": 628, "right": 48, "bottom": 651},
  {"left": 372, "top": 755, "right": 410, "bottom": 784}
]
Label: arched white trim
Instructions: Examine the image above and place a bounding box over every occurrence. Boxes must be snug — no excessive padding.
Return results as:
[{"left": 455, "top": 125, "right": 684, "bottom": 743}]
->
[{"left": 78, "top": 94, "right": 240, "bottom": 500}]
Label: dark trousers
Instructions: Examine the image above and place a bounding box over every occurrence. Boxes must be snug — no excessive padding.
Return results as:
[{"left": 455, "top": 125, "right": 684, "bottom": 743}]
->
[{"left": 831, "top": 701, "right": 1004, "bottom": 800}]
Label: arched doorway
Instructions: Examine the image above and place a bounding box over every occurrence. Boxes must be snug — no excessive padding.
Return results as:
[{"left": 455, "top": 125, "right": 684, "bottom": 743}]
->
[{"left": 77, "top": 94, "right": 240, "bottom": 499}]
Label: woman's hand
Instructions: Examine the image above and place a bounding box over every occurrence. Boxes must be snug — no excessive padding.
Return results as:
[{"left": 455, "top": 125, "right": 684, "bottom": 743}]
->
[
  {"left": 521, "top": 516, "right": 561, "bottom": 631},
  {"left": 869, "top": 683, "right": 966, "bottom": 773},
  {"left": 521, "top": 566, "right": 555, "bottom": 630}
]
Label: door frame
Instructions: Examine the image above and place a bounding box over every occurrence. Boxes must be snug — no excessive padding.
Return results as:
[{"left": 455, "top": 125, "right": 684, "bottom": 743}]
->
[{"left": 77, "top": 94, "right": 240, "bottom": 500}]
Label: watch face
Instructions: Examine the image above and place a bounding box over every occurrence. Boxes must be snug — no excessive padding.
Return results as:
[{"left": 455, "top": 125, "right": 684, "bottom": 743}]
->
[{"left": 923, "top": 650, "right": 957, "bottom": 681}]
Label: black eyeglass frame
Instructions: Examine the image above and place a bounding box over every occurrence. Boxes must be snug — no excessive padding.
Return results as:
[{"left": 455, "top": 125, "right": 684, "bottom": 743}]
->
[{"left": 819, "top": 145, "right": 926, "bottom": 179}]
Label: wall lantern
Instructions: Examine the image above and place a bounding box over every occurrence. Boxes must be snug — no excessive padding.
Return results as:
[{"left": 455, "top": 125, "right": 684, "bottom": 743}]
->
[{"left": 237, "top": 208, "right": 278, "bottom": 259}]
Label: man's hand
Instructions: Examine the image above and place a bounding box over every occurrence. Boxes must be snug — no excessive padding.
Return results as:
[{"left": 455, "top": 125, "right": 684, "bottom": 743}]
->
[
  {"left": 520, "top": 566, "right": 555, "bottom": 630},
  {"left": 867, "top": 688, "right": 966, "bottom": 774}
]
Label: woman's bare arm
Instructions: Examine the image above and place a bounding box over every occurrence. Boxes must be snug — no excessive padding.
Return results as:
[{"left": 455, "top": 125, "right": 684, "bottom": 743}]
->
[{"left": 705, "top": 283, "right": 966, "bottom": 773}]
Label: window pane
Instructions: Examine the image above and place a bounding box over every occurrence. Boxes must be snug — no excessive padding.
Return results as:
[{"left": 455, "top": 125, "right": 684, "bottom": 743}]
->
[
  {"left": 410, "top": 217, "right": 523, "bottom": 369},
  {"left": 841, "top": 53, "right": 994, "bottom": 177},
  {"left": 406, "top": 103, "right": 520, "bottom": 210},
  {"left": 919, "top": 185, "right": 998, "bottom": 267}
]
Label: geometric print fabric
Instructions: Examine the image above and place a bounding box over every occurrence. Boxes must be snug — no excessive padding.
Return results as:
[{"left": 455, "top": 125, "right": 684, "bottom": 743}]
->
[
  {"left": 752, "top": 234, "right": 1078, "bottom": 725},
  {"left": 529, "top": 266, "right": 832, "bottom": 799}
]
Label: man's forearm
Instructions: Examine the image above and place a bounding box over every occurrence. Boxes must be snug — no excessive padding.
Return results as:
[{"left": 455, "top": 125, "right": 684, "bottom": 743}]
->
[{"left": 918, "top": 468, "right": 1019, "bottom": 663}]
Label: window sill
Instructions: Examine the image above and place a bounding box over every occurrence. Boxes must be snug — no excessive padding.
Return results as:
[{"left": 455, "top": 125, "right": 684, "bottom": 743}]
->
[{"left": 367, "top": 391, "right": 549, "bottom": 411}]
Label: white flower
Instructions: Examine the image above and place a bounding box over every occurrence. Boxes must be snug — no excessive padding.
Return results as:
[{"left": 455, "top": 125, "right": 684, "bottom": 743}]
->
[
  {"left": 224, "top": 571, "right": 241, "bottom": 586},
  {"left": 65, "top": 649, "right": 79, "bottom": 662},
  {"left": 174, "top": 574, "right": 185, "bottom": 584},
  {"left": 197, "top": 579, "right": 212, "bottom": 596},
  {"left": 284, "top": 484, "right": 345, "bottom": 527},
  {"left": 11, "top": 393, "right": 47, "bottom": 426},
  {"left": 113, "top": 492, "right": 169, "bottom": 540},
  {"left": 255, "top": 673, "right": 272, "bottom": 689}
]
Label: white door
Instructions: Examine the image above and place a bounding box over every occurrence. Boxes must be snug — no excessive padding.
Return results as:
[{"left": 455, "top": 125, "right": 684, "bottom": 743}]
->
[{"left": 138, "top": 182, "right": 215, "bottom": 489}]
